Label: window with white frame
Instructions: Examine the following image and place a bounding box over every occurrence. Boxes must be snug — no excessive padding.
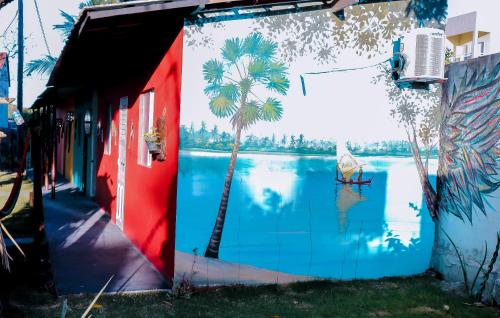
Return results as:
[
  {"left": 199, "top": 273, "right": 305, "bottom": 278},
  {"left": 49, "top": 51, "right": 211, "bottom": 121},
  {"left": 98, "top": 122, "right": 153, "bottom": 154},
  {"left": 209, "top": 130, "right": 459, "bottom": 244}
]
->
[
  {"left": 479, "top": 41, "right": 485, "bottom": 55},
  {"left": 104, "top": 104, "right": 113, "bottom": 155},
  {"left": 138, "top": 90, "right": 155, "bottom": 167}
]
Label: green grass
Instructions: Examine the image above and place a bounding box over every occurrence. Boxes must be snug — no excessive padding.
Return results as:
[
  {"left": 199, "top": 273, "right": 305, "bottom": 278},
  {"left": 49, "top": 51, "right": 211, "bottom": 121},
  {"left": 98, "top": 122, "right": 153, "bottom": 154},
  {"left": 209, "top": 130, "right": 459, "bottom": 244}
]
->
[
  {"left": 7, "top": 276, "right": 500, "bottom": 317},
  {"left": 1, "top": 171, "right": 498, "bottom": 317},
  {"left": 0, "top": 171, "right": 33, "bottom": 237}
]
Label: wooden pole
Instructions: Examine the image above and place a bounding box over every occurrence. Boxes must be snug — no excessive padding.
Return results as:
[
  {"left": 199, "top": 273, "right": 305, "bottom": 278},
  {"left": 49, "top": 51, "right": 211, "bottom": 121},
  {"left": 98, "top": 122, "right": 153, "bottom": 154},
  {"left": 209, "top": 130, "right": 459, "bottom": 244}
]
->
[
  {"left": 17, "top": 0, "right": 23, "bottom": 113},
  {"left": 43, "top": 107, "right": 49, "bottom": 192},
  {"left": 51, "top": 105, "right": 56, "bottom": 199},
  {"left": 17, "top": 0, "right": 24, "bottom": 164}
]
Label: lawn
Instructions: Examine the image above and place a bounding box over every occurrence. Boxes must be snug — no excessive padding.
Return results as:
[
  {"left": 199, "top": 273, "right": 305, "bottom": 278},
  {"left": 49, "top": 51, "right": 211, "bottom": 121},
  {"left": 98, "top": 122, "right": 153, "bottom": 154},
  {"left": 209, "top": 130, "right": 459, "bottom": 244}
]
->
[
  {"left": 0, "top": 171, "right": 33, "bottom": 237},
  {"left": 5, "top": 276, "right": 500, "bottom": 317},
  {"left": 1, "top": 171, "right": 499, "bottom": 317}
]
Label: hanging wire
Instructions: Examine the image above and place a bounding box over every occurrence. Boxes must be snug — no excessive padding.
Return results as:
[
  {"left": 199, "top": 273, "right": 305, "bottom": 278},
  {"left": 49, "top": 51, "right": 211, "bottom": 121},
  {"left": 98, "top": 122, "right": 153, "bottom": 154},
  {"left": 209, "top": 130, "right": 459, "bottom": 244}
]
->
[
  {"left": 0, "top": 9, "right": 18, "bottom": 39},
  {"left": 299, "top": 57, "right": 393, "bottom": 96},
  {"left": 33, "top": 0, "right": 52, "bottom": 56}
]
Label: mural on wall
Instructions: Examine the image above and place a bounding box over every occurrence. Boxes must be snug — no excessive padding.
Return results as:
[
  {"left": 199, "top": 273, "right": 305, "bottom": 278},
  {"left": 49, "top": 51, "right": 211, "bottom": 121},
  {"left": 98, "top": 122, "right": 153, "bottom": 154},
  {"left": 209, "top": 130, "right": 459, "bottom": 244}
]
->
[
  {"left": 438, "top": 56, "right": 500, "bottom": 222},
  {"left": 434, "top": 54, "right": 500, "bottom": 302},
  {"left": 177, "top": 2, "right": 442, "bottom": 285}
]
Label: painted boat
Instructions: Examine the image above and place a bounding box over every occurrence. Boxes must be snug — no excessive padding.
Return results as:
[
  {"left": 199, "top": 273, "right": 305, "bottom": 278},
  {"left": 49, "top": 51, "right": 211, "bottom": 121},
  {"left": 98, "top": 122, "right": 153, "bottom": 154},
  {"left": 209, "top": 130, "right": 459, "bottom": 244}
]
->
[{"left": 336, "top": 178, "right": 372, "bottom": 185}]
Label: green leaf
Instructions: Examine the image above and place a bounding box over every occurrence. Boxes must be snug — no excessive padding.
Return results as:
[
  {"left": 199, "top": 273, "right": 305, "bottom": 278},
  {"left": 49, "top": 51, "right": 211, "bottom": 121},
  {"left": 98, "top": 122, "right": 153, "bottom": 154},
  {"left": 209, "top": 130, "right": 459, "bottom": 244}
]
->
[
  {"left": 261, "top": 97, "right": 283, "bottom": 122},
  {"left": 209, "top": 95, "right": 236, "bottom": 118},
  {"left": 25, "top": 55, "right": 57, "bottom": 77},
  {"left": 236, "top": 101, "right": 260, "bottom": 130},
  {"left": 248, "top": 59, "right": 268, "bottom": 81},
  {"left": 53, "top": 10, "right": 76, "bottom": 39},
  {"left": 221, "top": 38, "right": 243, "bottom": 64},
  {"left": 203, "top": 59, "right": 224, "bottom": 85},
  {"left": 242, "top": 33, "right": 277, "bottom": 60},
  {"left": 258, "top": 39, "right": 278, "bottom": 61},
  {"left": 219, "top": 83, "right": 240, "bottom": 102},
  {"left": 266, "top": 75, "right": 290, "bottom": 95},
  {"left": 239, "top": 78, "right": 252, "bottom": 92},
  {"left": 268, "top": 62, "right": 287, "bottom": 78},
  {"left": 242, "top": 33, "right": 265, "bottom": 57},
  {"left": 203, "top": 83, "right": 221, "bottom": 97}
]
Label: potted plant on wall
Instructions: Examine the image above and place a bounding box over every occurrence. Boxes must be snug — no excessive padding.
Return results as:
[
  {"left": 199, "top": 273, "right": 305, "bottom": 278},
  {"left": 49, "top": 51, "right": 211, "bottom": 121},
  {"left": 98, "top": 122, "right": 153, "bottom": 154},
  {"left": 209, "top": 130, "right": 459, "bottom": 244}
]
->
[{"left": 144, "top": 129, "right": 161, "bottom": 154}]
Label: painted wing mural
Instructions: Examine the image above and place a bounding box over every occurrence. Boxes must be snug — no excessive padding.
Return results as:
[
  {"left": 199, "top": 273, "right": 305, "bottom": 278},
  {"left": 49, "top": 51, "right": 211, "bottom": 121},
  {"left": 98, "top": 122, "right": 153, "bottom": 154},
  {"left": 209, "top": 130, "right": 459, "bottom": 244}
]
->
[{"left": 438, "top": 56, "right": 500, "bottom": 222}]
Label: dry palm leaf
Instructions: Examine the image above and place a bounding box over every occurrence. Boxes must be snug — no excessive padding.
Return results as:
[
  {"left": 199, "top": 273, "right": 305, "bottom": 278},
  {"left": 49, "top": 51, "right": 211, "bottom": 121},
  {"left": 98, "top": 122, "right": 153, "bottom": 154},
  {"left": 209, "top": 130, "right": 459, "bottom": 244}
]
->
[
  {"left": 0, "top": 222, "right": 12, "bottom": 271},
  {"left": 0, "top": 221, "right": 25, "bottom": 257},
  {"left": 80, "top": 275, "right": 114, "bottom": 318}
]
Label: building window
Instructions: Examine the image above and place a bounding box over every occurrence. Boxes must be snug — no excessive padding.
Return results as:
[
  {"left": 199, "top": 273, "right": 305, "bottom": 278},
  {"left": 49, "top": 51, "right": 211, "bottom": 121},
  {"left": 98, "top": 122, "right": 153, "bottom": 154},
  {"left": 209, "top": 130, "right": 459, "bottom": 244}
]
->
[
  {"left": 104, "top": 104, "right": 113, "bottom": 155},
  {"left": 479, "top": 41, "right": 485, "bottom": 55},
  {"left": 138, "top": 90, "right": 155, "bottom": 167}
]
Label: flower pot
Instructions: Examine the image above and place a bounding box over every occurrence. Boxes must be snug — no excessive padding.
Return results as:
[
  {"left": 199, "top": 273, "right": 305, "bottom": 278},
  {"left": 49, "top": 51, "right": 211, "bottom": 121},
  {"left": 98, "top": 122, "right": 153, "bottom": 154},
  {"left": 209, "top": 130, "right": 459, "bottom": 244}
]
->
[{"left": 146, "top": 140, "right": 160, "bottom": 154}]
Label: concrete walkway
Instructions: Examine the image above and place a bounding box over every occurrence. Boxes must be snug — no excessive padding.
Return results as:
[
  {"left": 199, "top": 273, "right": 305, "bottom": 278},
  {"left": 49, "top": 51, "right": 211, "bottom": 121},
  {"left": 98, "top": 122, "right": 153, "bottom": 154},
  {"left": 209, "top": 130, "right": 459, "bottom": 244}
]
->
[{"left": 43, "top": 180, "right": 169, "bottom": 295}]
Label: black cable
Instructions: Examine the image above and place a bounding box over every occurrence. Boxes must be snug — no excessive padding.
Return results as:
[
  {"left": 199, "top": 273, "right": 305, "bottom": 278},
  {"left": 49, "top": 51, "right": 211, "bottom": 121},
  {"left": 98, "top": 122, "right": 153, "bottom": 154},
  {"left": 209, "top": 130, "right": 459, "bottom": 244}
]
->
[
  {"left": 0, "top": 9, "right": 18, "bottom": 39},
  {"left": 33, "top": 0, "right": 51, "bottom": 56}
]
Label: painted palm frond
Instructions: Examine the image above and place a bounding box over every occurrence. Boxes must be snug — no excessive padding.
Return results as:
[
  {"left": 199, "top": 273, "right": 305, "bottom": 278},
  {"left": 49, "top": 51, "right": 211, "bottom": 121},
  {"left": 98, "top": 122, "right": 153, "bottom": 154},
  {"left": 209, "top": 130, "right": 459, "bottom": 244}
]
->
[
  {"left": 219, "top": 83, "right": 241, "bottom": 102},
  {"left": 261, "top": 97, "right": 283, "bottom": 122},
  {"left": 204, "top": 83, "right": 221, "bottom": 97},
  {"left": 242, "top": 32, "right": 277, "bottom": 61},
  {"left": 248, "top": 59, "right": 268, "bottom": 81},
  {"left": 222, "top": 38, "right": 244, "bottom": 64},
  {"left": 438, "top": 57, "right": 500, "bottom": 223},
  {"left": 25, "top": 55, "right": 57, "bottom": 77},
  {"left": 266, "top": 74, "right": 290, "bottom": 95},
  {"left": 209, "top": 95, "right": 237, "bottom": 118},
  {"left": 203, "top": 59, "right": 224, "bottom": 85},
  {"left": 231, "top": 100, "right": 261, "bottom": 130}
]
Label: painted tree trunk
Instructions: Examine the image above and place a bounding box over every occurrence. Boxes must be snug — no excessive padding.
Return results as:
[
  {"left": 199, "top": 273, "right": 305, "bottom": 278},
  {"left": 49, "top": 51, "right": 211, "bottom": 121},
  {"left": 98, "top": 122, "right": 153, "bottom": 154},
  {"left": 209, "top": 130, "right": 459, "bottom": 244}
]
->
[
  {"left": 204, "top": 123, "right": 243, "bottom": 259},
  {"left": 407, "top": 129, "right": 438, "bottom": 220}
]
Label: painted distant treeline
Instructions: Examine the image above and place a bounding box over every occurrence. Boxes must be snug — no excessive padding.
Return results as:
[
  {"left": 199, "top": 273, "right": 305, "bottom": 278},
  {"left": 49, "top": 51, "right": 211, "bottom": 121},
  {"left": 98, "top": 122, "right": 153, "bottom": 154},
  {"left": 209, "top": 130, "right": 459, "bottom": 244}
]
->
[{"left": 179, "top": 122, "right": 438, "bottom": 157}]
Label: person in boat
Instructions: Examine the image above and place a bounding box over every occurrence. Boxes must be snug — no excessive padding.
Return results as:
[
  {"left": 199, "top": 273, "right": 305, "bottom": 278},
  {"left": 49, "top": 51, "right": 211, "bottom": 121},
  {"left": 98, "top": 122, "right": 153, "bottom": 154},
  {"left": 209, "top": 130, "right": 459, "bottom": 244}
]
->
[
  {"left": 336, "top": 163, "right": 347, "bottom": 182},
  {"left": 357, "top": 166, "right": 364, "bottom": 183}
]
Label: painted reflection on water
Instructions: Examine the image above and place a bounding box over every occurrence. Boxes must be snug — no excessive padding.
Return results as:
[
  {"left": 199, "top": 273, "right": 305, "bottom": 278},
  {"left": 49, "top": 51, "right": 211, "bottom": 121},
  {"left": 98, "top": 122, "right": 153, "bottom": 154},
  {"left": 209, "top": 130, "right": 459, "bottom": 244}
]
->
[{"left": 176, "top": 152, "right": 437, "bottom": 279}]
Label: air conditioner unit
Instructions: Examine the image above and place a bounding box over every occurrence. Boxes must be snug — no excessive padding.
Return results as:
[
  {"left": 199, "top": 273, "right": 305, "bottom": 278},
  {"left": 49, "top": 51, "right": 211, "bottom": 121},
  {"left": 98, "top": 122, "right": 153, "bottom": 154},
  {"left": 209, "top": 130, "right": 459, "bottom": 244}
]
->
[{"left": 392, "top": 28, "right": 447, "bottom": 87}]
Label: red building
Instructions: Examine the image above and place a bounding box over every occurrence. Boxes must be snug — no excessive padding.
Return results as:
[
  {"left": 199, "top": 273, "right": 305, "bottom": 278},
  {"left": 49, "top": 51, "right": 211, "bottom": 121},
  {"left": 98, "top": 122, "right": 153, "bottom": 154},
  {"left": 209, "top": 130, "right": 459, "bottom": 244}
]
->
[{"left": 32, "top": 0, "right": 364, "bottom": 283}]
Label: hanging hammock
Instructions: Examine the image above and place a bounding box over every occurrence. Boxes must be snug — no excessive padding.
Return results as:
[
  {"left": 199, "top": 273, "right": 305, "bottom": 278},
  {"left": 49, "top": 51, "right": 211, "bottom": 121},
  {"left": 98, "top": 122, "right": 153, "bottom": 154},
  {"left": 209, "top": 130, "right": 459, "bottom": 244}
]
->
[{"left": 0, "top": 132, "right": 31, "bottom": 219}]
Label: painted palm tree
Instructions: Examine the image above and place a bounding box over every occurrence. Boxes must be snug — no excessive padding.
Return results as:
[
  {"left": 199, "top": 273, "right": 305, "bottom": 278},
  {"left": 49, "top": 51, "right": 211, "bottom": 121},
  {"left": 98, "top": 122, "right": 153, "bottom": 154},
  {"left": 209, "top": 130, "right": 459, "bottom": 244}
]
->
[{"left": 203, "top": 33, "right": 289, "bottom": 258}]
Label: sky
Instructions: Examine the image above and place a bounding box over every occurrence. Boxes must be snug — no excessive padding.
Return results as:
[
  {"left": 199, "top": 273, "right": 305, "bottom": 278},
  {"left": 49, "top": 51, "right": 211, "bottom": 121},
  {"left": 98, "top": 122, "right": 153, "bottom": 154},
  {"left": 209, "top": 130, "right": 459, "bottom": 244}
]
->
[
  {"left": 0, "top": 0, "right": 81, "bottom": 107},
  {"left": 0, "top": 0, "right": 499, "bottom": 109}
]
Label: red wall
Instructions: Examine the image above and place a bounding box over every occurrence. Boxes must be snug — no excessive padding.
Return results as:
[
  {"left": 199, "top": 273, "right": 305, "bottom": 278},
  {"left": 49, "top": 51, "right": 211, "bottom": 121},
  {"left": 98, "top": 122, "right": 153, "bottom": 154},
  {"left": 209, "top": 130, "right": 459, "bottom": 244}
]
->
[{"left": 94, "top": 29, "right": 183, "bottom": 281}]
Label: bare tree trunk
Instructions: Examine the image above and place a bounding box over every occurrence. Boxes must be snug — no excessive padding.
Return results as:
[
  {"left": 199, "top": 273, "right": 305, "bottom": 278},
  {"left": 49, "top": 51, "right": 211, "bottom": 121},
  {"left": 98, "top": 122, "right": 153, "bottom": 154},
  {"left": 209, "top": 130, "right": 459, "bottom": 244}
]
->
[
  {"left": 406, "top": 128, "right": 438, "bottom": 220},
  {"left": 205, "top": 123, "right": 243, "bottom": 259}
]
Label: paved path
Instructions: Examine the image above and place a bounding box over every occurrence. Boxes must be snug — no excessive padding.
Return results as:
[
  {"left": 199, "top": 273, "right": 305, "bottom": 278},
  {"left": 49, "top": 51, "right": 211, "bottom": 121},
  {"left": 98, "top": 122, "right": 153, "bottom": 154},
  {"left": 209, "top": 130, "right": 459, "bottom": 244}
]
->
[{"left": 43, "top": 180, "right": 169, "bottom": 295}]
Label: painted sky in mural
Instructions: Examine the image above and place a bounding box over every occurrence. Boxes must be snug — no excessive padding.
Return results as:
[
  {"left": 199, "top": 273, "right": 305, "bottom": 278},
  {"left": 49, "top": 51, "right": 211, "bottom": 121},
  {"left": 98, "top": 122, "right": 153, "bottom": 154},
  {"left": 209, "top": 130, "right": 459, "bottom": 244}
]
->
[{"left": 181, "top": 7, "right": 414, "bottom": 145}]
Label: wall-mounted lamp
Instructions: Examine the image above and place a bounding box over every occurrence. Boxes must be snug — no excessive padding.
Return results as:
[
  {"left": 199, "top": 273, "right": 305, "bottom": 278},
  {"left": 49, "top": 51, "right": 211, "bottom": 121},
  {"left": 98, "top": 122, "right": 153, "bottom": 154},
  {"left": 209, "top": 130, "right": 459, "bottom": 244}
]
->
[
  {"left": 84, "top": 109, "right": 92, "bottom": 135},
  {"left": 65, "top": 111, "right": 75, "bottom": 122}
]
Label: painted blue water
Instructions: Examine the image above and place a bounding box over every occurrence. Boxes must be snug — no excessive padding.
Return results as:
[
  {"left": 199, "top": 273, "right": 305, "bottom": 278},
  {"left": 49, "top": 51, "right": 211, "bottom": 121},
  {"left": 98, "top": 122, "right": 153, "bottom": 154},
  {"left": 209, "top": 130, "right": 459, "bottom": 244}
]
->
[{"left": 176, "top": 151, "right": 436, "bottom": 280}]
